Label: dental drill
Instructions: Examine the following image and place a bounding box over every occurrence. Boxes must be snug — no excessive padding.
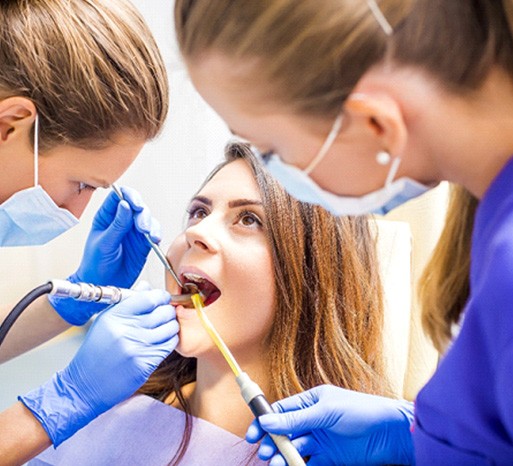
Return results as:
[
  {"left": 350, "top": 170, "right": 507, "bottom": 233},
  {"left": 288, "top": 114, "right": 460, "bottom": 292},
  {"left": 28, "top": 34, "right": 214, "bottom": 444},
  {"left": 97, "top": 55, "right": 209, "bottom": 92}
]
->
[{"left": 0, "top": 279, "right": 198, "bottom": 347}]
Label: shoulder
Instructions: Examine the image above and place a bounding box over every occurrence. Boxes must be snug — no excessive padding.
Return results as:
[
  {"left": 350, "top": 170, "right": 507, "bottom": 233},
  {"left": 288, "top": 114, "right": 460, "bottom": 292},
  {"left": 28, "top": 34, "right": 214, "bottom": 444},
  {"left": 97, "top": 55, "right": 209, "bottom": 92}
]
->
[{"left": 31, "top": 395, "right": 186, "bottom": 465}]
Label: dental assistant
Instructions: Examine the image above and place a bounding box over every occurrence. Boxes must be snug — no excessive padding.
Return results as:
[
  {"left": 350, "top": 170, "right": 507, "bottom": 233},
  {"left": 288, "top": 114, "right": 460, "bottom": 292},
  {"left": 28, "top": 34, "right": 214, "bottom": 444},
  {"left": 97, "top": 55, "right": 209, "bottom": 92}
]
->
[
  {"left": 174, "top": 0, "right": 513, "bottom": 464},
  {"left": 0, "top": 1, "right": 178, "bottom": 464}
]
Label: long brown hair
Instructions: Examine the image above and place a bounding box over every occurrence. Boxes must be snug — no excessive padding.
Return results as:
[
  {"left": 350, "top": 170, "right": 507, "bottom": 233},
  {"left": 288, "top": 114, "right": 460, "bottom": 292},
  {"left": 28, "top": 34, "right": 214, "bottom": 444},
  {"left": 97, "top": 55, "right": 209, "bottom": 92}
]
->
[
  {"left": 140, "top": 142, "right": 389, "bottom": 463},
  {"left": 174, "top": 0, "right": 513, "bottom": 353},
  {"left": 0, "top": 0, "right": 168, "bottom": 150}
]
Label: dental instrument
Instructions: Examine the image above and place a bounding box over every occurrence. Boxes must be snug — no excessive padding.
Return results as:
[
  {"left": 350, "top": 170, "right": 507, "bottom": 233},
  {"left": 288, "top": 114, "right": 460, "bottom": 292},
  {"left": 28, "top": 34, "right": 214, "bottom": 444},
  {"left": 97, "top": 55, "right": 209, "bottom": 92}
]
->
[
  {"left": 0, "top": 279, "right": 194, "bottom": 347},
  {"left": 191, "top": 294, "right": 306, "bottom": 466},
  {"left": 111, "top": 184, "right": 185, "bottom": 289}
]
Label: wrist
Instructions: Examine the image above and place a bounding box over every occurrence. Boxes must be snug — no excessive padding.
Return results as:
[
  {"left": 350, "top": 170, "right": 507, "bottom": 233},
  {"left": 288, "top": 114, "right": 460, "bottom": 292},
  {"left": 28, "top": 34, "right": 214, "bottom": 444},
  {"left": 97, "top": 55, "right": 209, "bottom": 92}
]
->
[
  {"left": 396, "top": 400, "right": 416, "bottom": 465},
  {"left": 18, "top": 370, "right": 97, "bottom": 447},
  {"left": 47, "top": 274, "right": 106, "bottom": 326}
]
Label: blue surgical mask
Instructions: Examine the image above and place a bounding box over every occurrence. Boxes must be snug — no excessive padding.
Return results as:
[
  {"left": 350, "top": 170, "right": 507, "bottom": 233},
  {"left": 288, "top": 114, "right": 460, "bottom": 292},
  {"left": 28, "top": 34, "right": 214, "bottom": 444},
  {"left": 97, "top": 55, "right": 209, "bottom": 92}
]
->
[
  {"left": 0, "top": 115, "right": 79, "bottom": 246},
  {"left": 259, "top": 113, "right": 433, "bottom": 216}
]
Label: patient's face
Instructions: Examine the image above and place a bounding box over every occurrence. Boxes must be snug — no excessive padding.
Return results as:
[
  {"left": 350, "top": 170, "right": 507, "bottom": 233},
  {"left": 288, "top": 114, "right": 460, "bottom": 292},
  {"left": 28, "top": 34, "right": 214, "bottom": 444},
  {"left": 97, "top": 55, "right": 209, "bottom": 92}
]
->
[{"left": 166, "top": 159, "right": 275, "bottom": 361}]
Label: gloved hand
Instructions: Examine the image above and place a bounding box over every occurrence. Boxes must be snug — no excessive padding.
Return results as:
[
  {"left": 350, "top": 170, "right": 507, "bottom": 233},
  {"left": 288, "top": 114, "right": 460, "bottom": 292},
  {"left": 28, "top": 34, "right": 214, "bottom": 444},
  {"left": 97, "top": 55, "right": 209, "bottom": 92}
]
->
[
  {"left": 49, "top": 186, "right": 161, "bottom": 325},
  {"left": 20, "top": 288, "right": 178, "bottom": 447},
  {"left": 246, "top": 384, "right": 415, "bottom": 466}
]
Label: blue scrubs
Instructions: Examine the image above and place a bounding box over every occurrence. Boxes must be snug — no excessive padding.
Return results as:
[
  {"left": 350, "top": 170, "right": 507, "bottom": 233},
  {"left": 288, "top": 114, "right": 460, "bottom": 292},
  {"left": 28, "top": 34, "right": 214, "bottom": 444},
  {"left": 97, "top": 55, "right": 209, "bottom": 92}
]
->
[{"left": 414, "top": 156, "right": 513, "bottom": 464}]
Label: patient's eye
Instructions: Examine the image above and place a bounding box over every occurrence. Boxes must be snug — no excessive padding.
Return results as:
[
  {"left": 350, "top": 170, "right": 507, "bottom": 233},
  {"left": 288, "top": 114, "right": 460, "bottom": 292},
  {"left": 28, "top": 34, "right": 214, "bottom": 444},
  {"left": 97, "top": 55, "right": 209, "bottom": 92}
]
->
[
  {"left": 237, "top": 210, "right": 263, "bottom": 228},
  {"left": 186, "top": 205, "right": 208, "bottom": 223}
]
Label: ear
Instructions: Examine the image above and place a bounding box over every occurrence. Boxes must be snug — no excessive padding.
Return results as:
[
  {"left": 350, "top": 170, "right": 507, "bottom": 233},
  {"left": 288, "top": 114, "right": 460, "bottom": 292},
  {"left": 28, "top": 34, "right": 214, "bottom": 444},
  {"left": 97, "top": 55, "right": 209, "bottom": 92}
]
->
[
  {"left": 344, "top": 92, "right": 407, "bottom": 157},
  {"left": 0, "top": 97, "right": 37, "bottom": 143}
]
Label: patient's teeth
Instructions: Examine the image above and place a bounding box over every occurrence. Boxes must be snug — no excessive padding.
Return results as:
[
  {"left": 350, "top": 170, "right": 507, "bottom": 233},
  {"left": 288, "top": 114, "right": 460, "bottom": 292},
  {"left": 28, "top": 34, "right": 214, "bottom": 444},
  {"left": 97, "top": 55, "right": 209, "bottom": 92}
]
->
[{"left": 183, "top": 272, "right": 206, "bottom": 283}]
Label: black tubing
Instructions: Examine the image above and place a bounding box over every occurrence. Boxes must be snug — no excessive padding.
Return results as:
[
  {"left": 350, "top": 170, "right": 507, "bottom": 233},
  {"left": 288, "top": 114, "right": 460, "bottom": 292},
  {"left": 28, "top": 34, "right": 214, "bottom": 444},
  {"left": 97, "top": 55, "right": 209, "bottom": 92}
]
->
[{"left": 0, "top": 282, "right": 53, "bottom": 347}]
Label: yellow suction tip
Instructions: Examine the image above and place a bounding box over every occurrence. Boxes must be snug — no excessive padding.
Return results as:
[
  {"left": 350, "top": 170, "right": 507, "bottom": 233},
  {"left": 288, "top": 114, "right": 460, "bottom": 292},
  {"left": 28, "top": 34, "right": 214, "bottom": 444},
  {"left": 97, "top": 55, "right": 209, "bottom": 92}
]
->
[{"left": 191, "top": 294, "right": 241, "bottom": 377}]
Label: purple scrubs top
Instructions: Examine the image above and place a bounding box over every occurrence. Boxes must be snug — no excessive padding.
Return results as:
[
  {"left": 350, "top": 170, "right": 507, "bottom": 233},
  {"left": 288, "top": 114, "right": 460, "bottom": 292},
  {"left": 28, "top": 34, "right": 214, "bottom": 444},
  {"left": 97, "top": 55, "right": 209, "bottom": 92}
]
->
[
  {"left": 30, "top": 394, "right": 266, "bottom": 465},
  {"left": 414, "top": 156, "right": 513, "bottom": 465}
]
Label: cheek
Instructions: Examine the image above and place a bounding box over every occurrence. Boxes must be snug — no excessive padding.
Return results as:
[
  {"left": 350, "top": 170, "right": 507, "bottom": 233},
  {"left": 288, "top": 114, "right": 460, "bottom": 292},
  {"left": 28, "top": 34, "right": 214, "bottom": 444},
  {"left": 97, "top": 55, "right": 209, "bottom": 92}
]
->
[{"left": 221, "top": 244, "right": 276, "bottom": 343}]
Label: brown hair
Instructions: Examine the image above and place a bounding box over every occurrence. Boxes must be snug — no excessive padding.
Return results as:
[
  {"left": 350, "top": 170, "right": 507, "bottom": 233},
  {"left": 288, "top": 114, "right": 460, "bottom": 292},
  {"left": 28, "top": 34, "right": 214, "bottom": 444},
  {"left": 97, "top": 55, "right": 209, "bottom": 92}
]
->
[
  {"left": 140, "top": 142, "right": 389, "bottom": 464},
  {"left": 0, "top": 0, "right": 168, "bottom": 150},
  {"left": 174, "top": 0, "right": 513, "bottom": 352}
]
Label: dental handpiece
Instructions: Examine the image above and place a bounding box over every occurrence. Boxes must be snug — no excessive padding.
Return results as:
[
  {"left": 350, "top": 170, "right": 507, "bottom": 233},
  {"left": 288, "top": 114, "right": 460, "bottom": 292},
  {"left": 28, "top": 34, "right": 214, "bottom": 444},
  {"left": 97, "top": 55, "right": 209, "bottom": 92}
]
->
[
  {"left": 191, "top": 295, "right": 305, "bottom": 466},
  {"left": 49, "top": 279, "right": 195, "bottom": 306}
]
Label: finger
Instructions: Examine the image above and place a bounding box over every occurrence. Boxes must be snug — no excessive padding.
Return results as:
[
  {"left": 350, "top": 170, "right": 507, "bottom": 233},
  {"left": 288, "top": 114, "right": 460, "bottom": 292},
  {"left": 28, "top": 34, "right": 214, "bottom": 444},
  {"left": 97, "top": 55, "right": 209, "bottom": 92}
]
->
[
  {"left": 268, "top": 437, "right": 315, "bottom": 466},
  {"left": 246, "top": 419, "right": 266, "bottom": 443},
  {"left": 288, "top": 434, "right": 318, "bottom": 460},
  {"left": 101, "top": 200, "right": 134, "bottom": 247},
  {"left": 143, "top": 319, "right": 180, "bottom": 345},
  {"left": 257, "top": 434, "right": 278, "bottom": 460},
  {"left": 134, "top": 207, "right": 152, "bottom": 235},
  {"left": 133, "top": 280, "right": 152, "bottom": 291},
  {"left": 271, "top": 390, "right": 318, "bottom": 414},
  {"left": 138, "top": 304, "right": 176, "bottom": 329},
  {"left": 259, "top": 404, "right": 326, "bottom": 437},
  {"left": 120, "top": 186, "right": 145, "bottom": 212},
  {"left": 91, "top": 191, "right": 121, "bottom": 229},
  {"left": 114, "top": 290, "right": 171, "bottom": 317},
  {"left": 143, "top": 333, "right": 179, "bottom": 360},
  {"left": 135, "top": 334, "right": 179, "bottom": 372},
  {"left": 148, "top": 218, "right": 162, "bottom": 243},
  {"left": 268, "top": 454, "right": 286, "bottom": 466}
]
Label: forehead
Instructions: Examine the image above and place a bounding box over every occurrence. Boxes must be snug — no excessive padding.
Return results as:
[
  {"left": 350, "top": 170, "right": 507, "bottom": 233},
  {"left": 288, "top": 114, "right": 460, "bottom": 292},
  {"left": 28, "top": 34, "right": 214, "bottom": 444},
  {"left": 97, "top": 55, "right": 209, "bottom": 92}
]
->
[{"left": 197, "top": 159, "right": 261, "bottom": 202}]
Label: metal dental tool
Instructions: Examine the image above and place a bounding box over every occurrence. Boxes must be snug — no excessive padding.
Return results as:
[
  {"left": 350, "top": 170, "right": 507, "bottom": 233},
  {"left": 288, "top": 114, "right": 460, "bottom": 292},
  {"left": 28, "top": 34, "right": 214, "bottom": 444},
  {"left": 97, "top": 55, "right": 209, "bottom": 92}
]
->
[
  {"left": 111, "top": 184, "right": 199, "bottom": 304},
  {"left": 49, "top": 279, "right": 196, "bottom": 306},
  {"left": 0, "top": 279, "right": 195, "bottom": 347}
]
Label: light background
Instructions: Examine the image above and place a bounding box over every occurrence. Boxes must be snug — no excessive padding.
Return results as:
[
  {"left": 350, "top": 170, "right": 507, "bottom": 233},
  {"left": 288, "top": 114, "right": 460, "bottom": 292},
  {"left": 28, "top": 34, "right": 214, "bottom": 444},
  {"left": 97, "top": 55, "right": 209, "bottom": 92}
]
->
[
  {"left": 0, "top": 0, "right": 446, "bottom": 412},
  {"left": 0, "top": 0, "right": 231, "bottom": 410}
]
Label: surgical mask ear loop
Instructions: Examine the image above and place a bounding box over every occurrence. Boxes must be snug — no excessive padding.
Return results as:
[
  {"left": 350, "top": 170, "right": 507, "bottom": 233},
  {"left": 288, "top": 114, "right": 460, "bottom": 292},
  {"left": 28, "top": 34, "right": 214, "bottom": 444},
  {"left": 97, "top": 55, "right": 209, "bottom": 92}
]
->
[
  {"left": 34, "top": 114, "right": 39, "bottom": 188},
  {"left": 384, "top": 156, "right": 402, "bottom": 187},
  {"left": 304, "top": 113, "right": 344, "bottom": 175},
  {"left": 366, "top": 0, "right": 393, "bottom": 36}
]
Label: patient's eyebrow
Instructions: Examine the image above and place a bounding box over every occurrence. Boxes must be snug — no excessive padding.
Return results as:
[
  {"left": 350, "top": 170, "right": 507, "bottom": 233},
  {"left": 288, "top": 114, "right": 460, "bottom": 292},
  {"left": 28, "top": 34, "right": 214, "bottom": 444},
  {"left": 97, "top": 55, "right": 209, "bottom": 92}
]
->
[
  {"left": 190, "top": 195, "right": 212, "bottom": 206},
  {"left": 228, "top": 199, "right": 262, "bottom": 208}
]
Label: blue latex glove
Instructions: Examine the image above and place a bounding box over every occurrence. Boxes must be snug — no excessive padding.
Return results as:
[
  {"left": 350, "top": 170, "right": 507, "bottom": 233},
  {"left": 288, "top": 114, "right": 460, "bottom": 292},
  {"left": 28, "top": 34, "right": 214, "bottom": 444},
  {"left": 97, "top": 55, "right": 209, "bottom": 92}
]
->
[
  {"left": 20, "top": 289, "right": 178, "bottom": 447},
  {"left": 49, "top": 186, "right": 161, "bottom": 325},
  {"left": 246, "top": 384, "right": 415, "bottom": 466}
]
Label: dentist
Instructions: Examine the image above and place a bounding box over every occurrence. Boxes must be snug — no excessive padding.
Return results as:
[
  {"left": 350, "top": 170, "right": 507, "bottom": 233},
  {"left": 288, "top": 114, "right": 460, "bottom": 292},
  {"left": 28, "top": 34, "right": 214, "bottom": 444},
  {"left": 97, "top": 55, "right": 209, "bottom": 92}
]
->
[
  {"left": 0, "top": 1, "right": 178, "bottom": 464},
  {"left": 174, "top": 0, "right": 513, "bottom": 464}
]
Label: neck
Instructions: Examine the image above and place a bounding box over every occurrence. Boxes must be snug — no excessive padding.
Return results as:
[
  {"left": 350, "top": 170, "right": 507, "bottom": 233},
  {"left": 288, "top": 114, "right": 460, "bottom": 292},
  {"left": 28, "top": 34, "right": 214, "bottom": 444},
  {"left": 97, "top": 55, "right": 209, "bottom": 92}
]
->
[
  {"left": 186, "top": 351, "right": 271, "bottom": 438},
  {"left": 368, "top": 65, "right": 513, "bottom": 198},
  {"left": 418, "top": 68, "right": 513, "bottom": 198}
]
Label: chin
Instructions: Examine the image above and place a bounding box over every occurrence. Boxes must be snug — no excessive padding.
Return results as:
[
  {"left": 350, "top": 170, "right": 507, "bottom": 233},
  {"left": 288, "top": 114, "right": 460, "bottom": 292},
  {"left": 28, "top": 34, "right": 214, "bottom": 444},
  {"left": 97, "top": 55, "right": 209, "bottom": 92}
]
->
[{"left": 175, "top": 326, "right": 211, "bottom": 359}]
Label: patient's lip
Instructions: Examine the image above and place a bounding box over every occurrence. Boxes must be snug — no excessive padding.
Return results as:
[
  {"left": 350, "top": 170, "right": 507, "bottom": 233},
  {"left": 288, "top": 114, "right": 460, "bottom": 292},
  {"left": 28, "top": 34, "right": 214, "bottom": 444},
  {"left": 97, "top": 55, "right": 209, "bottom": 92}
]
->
[
  {"left": 179, "top": 266, "right": 221, "bottom": 307},
  {"left": 179, "top": 266, "right": 219, "bottom": 291}
]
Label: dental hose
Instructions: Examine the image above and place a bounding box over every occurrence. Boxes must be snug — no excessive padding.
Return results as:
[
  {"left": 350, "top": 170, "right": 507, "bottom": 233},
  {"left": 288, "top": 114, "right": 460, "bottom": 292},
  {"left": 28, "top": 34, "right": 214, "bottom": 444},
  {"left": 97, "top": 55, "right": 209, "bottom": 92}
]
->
[
  {"left": 0, "top": 282, "right": 53, "bottom": 347},
  {"left": 191, "top": 294, "right": 306, "bottom": 466},
  {"left": 0, "top": 279, "right": 197, "bottom": 348}
]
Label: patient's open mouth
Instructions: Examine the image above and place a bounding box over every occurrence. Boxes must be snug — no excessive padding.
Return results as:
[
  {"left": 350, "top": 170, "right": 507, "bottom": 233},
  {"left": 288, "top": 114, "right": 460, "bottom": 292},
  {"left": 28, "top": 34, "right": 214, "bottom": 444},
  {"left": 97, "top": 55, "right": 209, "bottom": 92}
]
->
[{"left": 182, "top": 272, "right": 221, "bottom": 307}]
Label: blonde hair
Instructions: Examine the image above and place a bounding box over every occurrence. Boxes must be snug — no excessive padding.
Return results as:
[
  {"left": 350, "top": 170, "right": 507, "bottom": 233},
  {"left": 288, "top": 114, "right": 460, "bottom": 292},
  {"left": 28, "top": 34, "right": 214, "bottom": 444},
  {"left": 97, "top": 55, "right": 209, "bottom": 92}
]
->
[
  {"left": 419, "top": 186, "right": 478, "bottom": 353},
  {"left": 141, "top": 142, "right": 389, "bottom": 464},
  {"left": 175, "top": 0, "right": 410, "bottom": 118},
  {"left": 0, "top": 0, "right": 168, "bottom": 150},
  {"left": 175, "top": 0, "right": 513, "bottom": 352}
]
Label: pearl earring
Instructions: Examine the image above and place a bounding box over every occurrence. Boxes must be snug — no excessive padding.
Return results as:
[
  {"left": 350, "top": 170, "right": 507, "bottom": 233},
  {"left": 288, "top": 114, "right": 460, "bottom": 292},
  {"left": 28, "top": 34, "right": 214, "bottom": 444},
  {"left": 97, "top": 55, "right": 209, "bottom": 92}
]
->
[{"left": 376, "top": 150, "right": 391, "bottom": 165}]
